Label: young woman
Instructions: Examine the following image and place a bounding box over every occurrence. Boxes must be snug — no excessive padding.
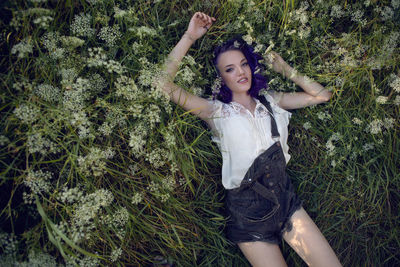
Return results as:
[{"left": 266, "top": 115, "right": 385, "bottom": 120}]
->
[{"left": 158, "top": 12, "right": 342, "bottom": 267}]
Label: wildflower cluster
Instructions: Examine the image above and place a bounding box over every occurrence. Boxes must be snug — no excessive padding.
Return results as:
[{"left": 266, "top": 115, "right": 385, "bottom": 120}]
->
[
  {"left": 13, "top": 103, "right": 40, "bottom": 124},
  {"left": 285, "top": 2, "right": 311, "bottom": 40},
  {"left": 86, "top": 47, "right": 125, "bottom": 74},
  {"left": 27, "top": 131, "right": 61, "bottom": 155},
  {"left": 71, "top": 13, "right": 95, "bottom": 38},
  {"left": 77, "top": 147, "right": 115, "bottom": 177},
  {"left": 42, "top": 31, "right": 65, "bottom": 59},
  {"left": 11, "top": 38, "right": 33, "bottom": 58},
  {"left": 34, "top": 83, "right": 61, "bottom": 103},
  {"left": 54, "top": 188, "right": 114, "bottom": 245},
  {"left": 98, "top": 25, "right": 121, "bottom": 47},
  {"left": 23, "top": 170, "right": 53, "bottom": 204}
]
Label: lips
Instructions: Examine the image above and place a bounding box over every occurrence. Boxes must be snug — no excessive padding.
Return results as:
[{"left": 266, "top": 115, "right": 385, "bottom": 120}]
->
[{"left": 238, "top": 77, "right": 248, "bottom": 84}]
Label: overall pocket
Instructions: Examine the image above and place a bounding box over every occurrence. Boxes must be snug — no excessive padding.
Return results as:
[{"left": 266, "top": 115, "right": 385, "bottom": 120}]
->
[{"left": 227, "top": 188, "right": 278, "bottom": 223}]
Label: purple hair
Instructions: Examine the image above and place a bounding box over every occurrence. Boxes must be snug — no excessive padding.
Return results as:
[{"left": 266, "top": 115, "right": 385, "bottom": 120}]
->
[{"left": 212, "top": 36, "right": 268, "bottom": 103}]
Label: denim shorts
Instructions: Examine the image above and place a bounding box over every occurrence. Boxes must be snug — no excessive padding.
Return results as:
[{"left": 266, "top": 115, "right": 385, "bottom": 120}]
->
[{"left": 225, "top": 142, "right": 302, "bottom": 244}]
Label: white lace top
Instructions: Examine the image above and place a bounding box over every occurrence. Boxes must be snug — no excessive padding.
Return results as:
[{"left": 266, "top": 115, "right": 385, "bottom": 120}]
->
[{"left": 207, "top": 90, "right": 292, "bottom": 189}]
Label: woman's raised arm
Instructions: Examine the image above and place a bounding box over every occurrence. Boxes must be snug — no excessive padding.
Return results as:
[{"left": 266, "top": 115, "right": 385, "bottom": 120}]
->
[
  {"left": 266, "top": 51, "right": 333, "bottom": 110},
  {"left": 156, "top": 12, "right": 216, "bottom": 121}
]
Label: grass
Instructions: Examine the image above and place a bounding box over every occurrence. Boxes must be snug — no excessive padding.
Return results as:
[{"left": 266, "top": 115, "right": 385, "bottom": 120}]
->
[{"left": 0, "top": 0, "right": 399, "bottom": 266}]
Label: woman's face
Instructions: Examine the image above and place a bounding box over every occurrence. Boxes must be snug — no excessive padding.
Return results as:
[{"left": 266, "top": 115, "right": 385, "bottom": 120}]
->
[{"left": 216, "top": 50, "right": 252, "bottom": 96}]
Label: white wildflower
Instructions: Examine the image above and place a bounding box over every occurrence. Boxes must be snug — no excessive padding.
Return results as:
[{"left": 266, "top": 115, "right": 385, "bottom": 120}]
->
[
  {"left": 176, "top": 66, "right": 195, "bottom": 84},
  {"left": 110, "top": 248, "right": 122, "bottom": 262},
  {"left": 352, "top": 117, "right": 363, "bottom": 125},
  {"left": 87, "top": 47, "right": 107, "bottom": 67},
  {"left": 144, "top": 104, "right": 161, "bottom": 127},
  {"left": 160, "top": 193, "right": 170, "bottom": 202},
  {"left": 389, "top": 74, "right": 400, "bottom": 93},
  {"left": 335, "top": 77, "right": 344, "bottom": 87},
  {"left": 351, "top": 9, "right": 367, "bottom": 26},
  {"left": 33, "top": 15, "right": 53, "bottom": 28},
  {"left": 254, "top": 43, "right": 265, "bottom": 53},
  {"left": 77, "top": 147, "right": 115, "bottom": 177},
  {"left": 346, "top": 175, "right": 355, "bottom": 182},
  {"left": 383, "top": 117, "right": 395, "bottom": 129},
  {"left": 24, "top": 170, "right": 52, "bottom": 195},
  {"left": 115, "top": 75, "right": 138, "bottom": 100},
  {"left": 163, "top": 126, "right": 176, "bottom": 148},
  {"left": 392, "top": 0, "right": 400, "bottom": 9},
  {"left": 71, "top": 13, "right": 95, "bottom": 38},
  {"left": 34, "top": 84, "right": 61, "bottom": 103},
  {"left": 161, "top": 175, "right": 175, "bottom": 191},
  {"left": 211, "top": 76, "right": 222, "bottom": 96},
  {"left": 103, "top": 207, "right": 129, "bottom": 239},
  {"left": 326, "top": 132, "right": 341, "bottom": 156},
  {"left": 298, "top": 25, "right": 311, "bottom": 39},
  {"left": 42, "top": 31, "right": 65, "bottom": 59},
  {"left": 57, "top": 187, "right": 84, "bottom": 204},
  {"left": 331, "top": 5, "right": 346, "bottom": 18},
  {"left": 170, "top": 162, "right": 179, "bottom": 174},
  {"left": 376, "top": 96, "right": 388, "bottom": 104},
  {"left": 366, "top": 119, "right": 383, "bottom": 134},
  {"left": 13, "top": 104, "right": 40, "bottom": 124},
  {"left": 331, "top": 160, "right": 336, "bottom": 168},
  {"left": 0, "top": 232, "right": 18, "bottom": 256},
  {"left": 145, "top": 148, "right": 168, "bottom": 168},
  {"left": 88, "top": 73, "right": 107, "bottom": 93},
  {"left": 190, "top": 86, "right": 204, "bottom": 96},
  {"left": 13, "top": 79, "right": 36, "bottom": 92},
  {"left": 11, "top": 38, "right": 33, "bottom": 58},
  {"left": 0, "top": 135, "right": 9, "bottom": 146},
  {"left": 98, "top": 25, "right": 121, "bottom": 47},
  {"left": 27, "top": 132, "right": 60, "bottom": 155},
  {"left": 242, "top": 34, "right": 253, "bottom": 45},
  {"left": 59, "top": 68, "right": 78, "bottom": 86},
  {"left": 375, "top": 6, "right": 394, "bottom": 21},
  {"left": 69, "top": 189, "right": 114, "bottom": 243},
  {"left": 129, "top": 123, "right": 147, "bottom": 155},
  {"left": 362, "top": 143, "right": 374, "bottom": 152},
  {"left": 303, "top": 121, "right": 312, "bottom": 130},
  {"left": 60, "top": 36, "right": 85, "bottom": 48},
  {"left": 70, "top": 111, "right": 94, "bottom": 139},
  {"left": 394, "top": 95, "right": 400, "bottom": 105},
  {"left": 129, "top": 26, "right": 158, "bottom": 39},
  {"left": 131, "top": 192, "right": 144, "bottom": 205}
]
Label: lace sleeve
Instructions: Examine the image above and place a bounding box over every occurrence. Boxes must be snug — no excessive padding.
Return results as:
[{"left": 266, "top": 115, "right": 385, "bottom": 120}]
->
[
  {"left": 204, "top": 99, "right": 222, "bottom": 131},
  {"left": 266, "top": 90, "right": 284, "bottom": 105}
]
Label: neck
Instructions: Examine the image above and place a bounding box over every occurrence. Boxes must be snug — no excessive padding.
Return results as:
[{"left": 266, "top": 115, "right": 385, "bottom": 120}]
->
[{"left": 232, "top": 93, "right": 254, "bottom": 106}]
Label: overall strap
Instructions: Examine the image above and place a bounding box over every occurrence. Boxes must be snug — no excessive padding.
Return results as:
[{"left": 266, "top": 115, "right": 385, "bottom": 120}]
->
[{"left": 259, "top": 95, "right": 280, "bottom": 138}]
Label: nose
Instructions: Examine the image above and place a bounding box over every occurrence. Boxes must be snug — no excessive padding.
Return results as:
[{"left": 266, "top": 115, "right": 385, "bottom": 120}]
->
[{"left": 238, "top": 66, "right": 245, "bottom": 75}]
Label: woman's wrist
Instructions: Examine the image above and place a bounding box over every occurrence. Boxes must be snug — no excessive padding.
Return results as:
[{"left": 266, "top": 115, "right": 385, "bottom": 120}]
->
[{"left": 183, "top": 31, "right": 196, "bottom": 43}]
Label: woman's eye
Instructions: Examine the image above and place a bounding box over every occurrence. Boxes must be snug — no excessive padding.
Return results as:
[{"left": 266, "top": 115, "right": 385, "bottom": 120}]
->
[
  {"left": 226, "top": 68, "right": 233, "bottom": 72},
  {"left": 242, "top": 62, "right": 249, "bottom": 66}
]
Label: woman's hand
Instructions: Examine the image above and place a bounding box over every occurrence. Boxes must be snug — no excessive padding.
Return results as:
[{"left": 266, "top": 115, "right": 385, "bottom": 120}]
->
[
  {"left": 185, "top": 12, "right": 216, "bottom": 41},
  {"left": 265, "top": 51, "right": 291, "bottom": 75}
]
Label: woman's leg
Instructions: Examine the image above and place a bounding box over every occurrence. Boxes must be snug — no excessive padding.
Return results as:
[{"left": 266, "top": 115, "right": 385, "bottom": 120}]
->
[
  {"left": 238, "top": 241, "right": 287, "bottom": 267},
  {"left": 282, "top": 207, "right": 342, "bottom": 267}
]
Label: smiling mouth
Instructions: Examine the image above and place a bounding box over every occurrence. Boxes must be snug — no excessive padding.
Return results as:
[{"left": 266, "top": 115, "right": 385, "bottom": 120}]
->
[{"left": 238, "top": 78, "right": 248, "bottom": 83}]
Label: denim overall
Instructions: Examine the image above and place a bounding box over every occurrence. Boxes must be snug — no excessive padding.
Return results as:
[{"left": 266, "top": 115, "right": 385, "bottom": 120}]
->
[{"left": 225, "top": 97, "right": 302, "bottom": 244}]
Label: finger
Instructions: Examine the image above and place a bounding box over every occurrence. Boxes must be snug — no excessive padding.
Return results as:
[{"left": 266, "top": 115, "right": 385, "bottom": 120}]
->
[{"left": 207, "top": 15, "right": 212, "bottom": 26}]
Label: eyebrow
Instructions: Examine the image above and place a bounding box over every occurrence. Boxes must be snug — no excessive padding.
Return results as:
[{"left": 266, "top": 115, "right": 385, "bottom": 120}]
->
[{"left": 224, "top": 58, "right": 247, "bottom": 69}]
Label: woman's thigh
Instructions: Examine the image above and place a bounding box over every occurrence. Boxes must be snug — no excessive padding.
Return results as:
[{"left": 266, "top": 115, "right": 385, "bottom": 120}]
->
[
  {"left": 238, "top": 241, "right": 287, "bottom": 267},
  {"left": 282, "top": 207, "right": 342, "bottom": 267}
]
